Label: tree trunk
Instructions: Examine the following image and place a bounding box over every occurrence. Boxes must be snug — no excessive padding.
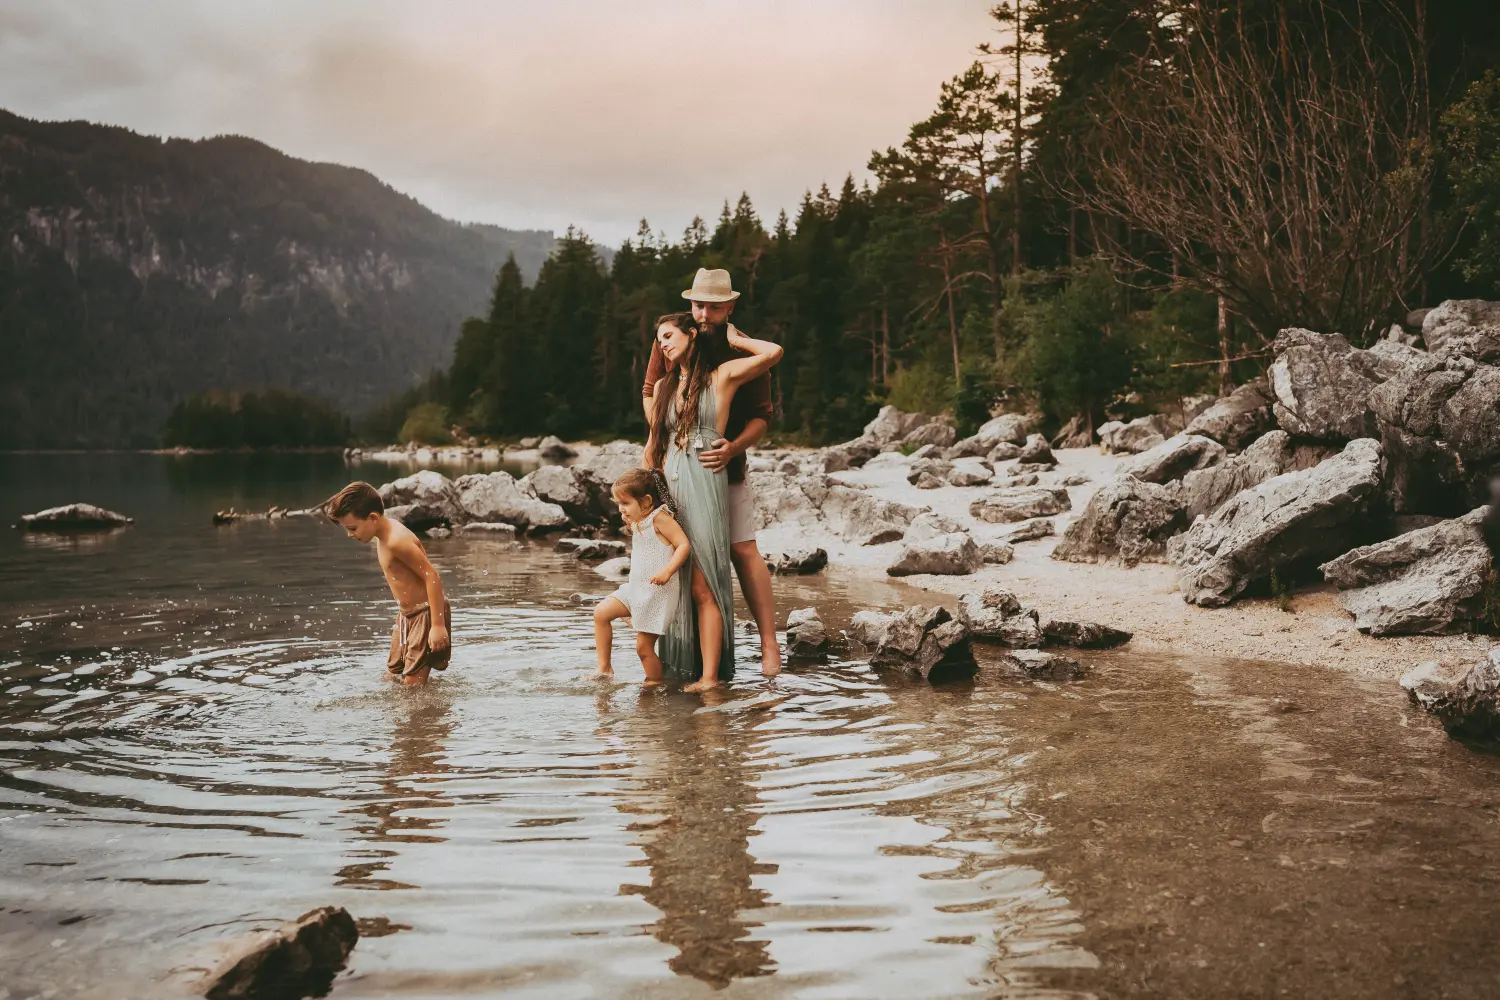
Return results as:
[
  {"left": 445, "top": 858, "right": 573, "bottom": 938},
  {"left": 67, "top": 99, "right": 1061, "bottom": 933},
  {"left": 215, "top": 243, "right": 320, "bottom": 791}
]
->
[
  {"left": 1011, "top": 0, "right": 1024, "bottom": 277},
  {"left": 880, "top": 302, "right": 891, "bottom": 385},
  {"left": 1217, "top": 294, "right": 1235, "bottom": 396},
  {"left": 943, "top": 252, "right": 962, "bottom": 387}
]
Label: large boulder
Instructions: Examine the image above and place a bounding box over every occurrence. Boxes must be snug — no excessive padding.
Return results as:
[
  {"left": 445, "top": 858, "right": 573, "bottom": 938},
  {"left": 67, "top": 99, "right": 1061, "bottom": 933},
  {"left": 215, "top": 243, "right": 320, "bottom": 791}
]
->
[
  {"left": 577, "top": 440, "right": 645, "bottom": 484},
  {"left": 999, "top": 517, "right": 1055, "bottom": 543},
  {"left": 970, "top": 485, "right": 1072, "bottom": 523},
  {"left": 1401, "top": 652, "right": 1500, "bottom": 740},
  {"left": 1098, "top": 415, "right": 1172, "bottom": 454},
  {"left": 1051, "top": 414, "right": 1094, "bottom": 449},
  {"left": 520, "top": 465, "right": 614, "bottom": 525},
  {"left": 901, "top": 421, "right": 957, "bottom": 449},
  {"left": 1017, "top": 433, "right": 1056, "bottom": 467},
  {"left": 1119, "top": 433, "right": 1226, "bottom": 485},
  {"left": 821, "top": 437, "right": 881, "bottom": 472},
  {"left": 785, "top": 607, "right": 829, "bottom": 660},
  {"left": 202, "top": 906, "right": 358, "bottom": 1000},
  {"left": 14, "top": 503, "right": 134, "bottom": 531},
  {"left": 1042, "top": 618, "right": 1133, "bottom": 649},
  {"left": 1184, "top": 379, "right": 1275, "bottom": 452},
  {"left": 535, "top": 435, "right": 577, "bottom": 458},
  {"left": 907, "top": 458, "right": 954, "bottom": 485},
  {"left": 379, "top": 470, "right": 466, "bottom": 531},
  {"left": 1421, "top": 299, "right": 1500, "bottom": 363},
  {"left": 764, "top": 547, "right": 829, "bottom": 574},
  {"left": 887, "top": 512, "right": 982, "bottom": 576},
  {"left": 998, "top": 649, "right": 1086, "bottom": 682},
  {"left": 556, "top": 537, "right": 627, "bottom": 560},
  {"left": 955, "top": 587, "right": 1042, "bottom": 647},
  {"left": 749, "top": 471, "right": 921, "bottom": 545},
  {"left": 1171, "top": 438, "right": 1385, "bottom": 606},
  {"left": 1173, "top": 431, "right": 1337, "bottom": 522},
  {"left": 946, "top": 462, "right": 994, "bottom": 487},
  {"left": 1369, "top": 353, "right": 1500, "bottom": 515},
  {"left": 1052, "top": 475, "right": 1187, "bottom": 566},
  {"left": 851, "top": 605, "right": 978, "bottom": 682},
  {"left": 454, "top": 471, "right": 570, "bottom": 533},
  {"left": 863, "top": 406, "right": 935, "bottom": 449},
  {"left": 1319, "top": 507, "right": 1494, "bottom": 635},
  {"left": 946, "top": 412, "right": 1039, "bottom": 458},
  {"left": 1268, "top": 328, "right": 1416, "bottom": 441}
]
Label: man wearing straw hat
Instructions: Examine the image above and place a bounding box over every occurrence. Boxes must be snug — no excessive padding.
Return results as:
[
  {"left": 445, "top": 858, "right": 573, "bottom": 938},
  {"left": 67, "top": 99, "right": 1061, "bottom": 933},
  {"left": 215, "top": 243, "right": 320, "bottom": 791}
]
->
[{"left": 642, "top": 267, "right": 781, "bottom": 677}]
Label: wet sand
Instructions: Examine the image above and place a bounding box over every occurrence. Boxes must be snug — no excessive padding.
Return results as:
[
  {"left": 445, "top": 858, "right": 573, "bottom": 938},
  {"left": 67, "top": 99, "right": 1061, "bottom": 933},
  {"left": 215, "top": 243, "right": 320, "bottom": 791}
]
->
[{"left": 755, "top": 447, "right": 1495, "bottom": 682}]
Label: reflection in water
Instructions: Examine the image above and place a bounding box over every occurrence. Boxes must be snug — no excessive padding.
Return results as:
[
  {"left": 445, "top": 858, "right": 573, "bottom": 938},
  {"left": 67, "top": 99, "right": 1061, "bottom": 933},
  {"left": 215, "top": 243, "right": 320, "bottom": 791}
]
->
[
  {"left": 6, "top": 454, "right": 1500, "bottom": 1000},
  {"left": 615, "top": 688, "right": 776, "bottom": 986},
  {"left": 339, "top": 691, "right": 457, "bottom": 890}
]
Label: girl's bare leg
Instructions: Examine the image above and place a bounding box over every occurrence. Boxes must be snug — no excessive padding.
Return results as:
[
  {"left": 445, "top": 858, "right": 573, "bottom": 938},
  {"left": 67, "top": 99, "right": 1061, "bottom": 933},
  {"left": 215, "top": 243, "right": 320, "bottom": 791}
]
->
[
  {"left": 683, "top": 566, "right": 723, "bottom": 693},
  {"left": 593, "top": 598, "right": 629, "bottom": 676},
  {"left": 636, "top": 631, "right": 664, "bottom": 686}
]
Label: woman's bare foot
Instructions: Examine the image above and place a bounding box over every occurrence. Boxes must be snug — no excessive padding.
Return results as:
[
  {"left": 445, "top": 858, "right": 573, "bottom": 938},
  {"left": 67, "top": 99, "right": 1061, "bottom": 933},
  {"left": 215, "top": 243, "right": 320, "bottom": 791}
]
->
[
  {"left": 683, "top": 678, "right": 720, "bottom": 693},
  {"left": 641, "top": 678, "right": 663, "bottom": 688},
  {"left": 595, "top": 666, "right": 615, "bottom": 679}
]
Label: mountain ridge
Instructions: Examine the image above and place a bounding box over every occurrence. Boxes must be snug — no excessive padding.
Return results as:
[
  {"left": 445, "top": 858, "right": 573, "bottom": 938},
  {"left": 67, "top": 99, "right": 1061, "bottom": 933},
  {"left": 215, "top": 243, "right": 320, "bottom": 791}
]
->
[{"left": 0, "top": 109, "right": 558, "bottom": 447}]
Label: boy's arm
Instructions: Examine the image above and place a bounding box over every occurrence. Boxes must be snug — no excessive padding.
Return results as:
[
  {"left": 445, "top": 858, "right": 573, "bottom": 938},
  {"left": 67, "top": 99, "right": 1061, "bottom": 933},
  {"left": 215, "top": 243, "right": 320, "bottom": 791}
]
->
[
  {"left": 391, "top": 534, "right": 449, "bottom": 651},
  {"left": 648, "top": 512, "right": 692, "bottom": 585}
]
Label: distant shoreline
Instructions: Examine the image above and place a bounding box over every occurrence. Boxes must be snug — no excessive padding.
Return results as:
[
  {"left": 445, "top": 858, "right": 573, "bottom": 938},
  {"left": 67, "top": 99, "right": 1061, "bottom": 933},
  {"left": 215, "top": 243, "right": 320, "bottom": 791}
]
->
[{"left": 0, "top": 447, "right": 350, "bottom": 456}]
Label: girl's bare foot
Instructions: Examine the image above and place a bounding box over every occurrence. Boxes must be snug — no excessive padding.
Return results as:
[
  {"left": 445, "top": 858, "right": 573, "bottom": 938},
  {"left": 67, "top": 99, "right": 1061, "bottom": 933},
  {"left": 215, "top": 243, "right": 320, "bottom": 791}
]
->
[{"left": 683, "top": 678, "right": 720, "bottom": 693}]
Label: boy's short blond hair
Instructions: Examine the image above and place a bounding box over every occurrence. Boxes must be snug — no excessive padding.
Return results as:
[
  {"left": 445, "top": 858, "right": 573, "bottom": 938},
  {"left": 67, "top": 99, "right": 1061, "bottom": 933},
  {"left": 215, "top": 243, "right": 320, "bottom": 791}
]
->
[{"left": 324, "top": 482, "right": 383, "bottom": 519}]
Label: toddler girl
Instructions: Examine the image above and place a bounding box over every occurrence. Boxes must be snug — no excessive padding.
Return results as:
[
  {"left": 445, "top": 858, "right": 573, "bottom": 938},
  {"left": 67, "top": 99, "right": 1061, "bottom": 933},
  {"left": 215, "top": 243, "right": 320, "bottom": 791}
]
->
[{"left": 593, "top": 469, "right": 691, "bottom": 684}]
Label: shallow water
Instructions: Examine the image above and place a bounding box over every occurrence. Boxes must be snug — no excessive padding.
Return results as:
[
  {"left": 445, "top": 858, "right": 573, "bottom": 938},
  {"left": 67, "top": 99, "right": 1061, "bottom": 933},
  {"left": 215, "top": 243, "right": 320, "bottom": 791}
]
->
[{"left": 2, "top": 454, "right": 1499, "bottom": 999}]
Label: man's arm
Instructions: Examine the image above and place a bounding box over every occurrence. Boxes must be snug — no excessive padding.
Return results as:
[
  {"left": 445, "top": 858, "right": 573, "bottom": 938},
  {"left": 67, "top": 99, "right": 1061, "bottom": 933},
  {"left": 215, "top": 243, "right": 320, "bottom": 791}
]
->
[
  {"left": 392, "top": 535, "right": 449, "bottom": 651},
  {"left": 699, "top": 417, "right": 767, "bottom": 473},
  {"left": 642, "top": 340, "right": 666, "bottom": 423}
]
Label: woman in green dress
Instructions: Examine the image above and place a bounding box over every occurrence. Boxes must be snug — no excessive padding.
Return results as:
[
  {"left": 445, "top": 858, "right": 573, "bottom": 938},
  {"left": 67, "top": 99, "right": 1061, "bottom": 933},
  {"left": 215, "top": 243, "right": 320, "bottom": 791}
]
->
[{"left": 645, "top": 313, "right": 784, "bottom": 691}]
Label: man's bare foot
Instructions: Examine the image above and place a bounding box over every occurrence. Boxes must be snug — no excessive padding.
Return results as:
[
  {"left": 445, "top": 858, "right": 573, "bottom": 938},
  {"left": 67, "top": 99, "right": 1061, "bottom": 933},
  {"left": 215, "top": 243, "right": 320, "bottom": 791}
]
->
[
  {"left": 683, "top": 678, "right": 720, "bottom": 693},
  {"left": 760, "top": 640, "right": 782, "bottom": 678}
]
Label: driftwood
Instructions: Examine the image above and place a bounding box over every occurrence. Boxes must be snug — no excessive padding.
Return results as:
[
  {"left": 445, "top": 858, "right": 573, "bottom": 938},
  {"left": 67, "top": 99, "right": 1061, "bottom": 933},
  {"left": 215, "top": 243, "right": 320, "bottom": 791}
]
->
[{"left": 213, "top": 506, "right": 316, "bottom": 525}]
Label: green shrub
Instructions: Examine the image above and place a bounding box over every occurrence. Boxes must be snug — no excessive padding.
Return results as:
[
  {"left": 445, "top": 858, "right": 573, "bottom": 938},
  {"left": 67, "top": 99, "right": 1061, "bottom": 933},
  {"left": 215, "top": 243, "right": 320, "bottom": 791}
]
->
[{"left": 398, "top": 402, "right": 453, "bottom": 445}]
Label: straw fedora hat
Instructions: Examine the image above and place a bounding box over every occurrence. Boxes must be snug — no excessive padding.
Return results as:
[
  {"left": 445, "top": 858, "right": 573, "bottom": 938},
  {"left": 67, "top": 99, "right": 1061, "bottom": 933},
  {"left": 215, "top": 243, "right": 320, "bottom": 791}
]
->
[{"left": 681, "top": 268, "right": 740, "bottom": 303}]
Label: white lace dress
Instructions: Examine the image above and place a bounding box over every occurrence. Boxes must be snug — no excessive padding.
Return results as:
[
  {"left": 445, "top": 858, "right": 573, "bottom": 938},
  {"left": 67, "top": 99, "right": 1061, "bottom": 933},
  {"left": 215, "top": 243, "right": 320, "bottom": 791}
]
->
[{"left": 608, "top": 507, "right": 680, "bottom": 635}]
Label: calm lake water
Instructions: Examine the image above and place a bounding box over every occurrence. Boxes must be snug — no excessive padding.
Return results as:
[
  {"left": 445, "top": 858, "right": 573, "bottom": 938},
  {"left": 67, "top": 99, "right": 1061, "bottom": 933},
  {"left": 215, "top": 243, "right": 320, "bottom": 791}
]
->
[{"left": 2, "top": 453, "right": 1499, "bottom": 999}]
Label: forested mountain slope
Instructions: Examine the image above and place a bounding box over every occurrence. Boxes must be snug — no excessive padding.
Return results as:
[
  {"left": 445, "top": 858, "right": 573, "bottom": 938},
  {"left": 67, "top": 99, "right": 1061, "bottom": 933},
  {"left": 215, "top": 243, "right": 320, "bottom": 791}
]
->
[{"left": 0, "top": 110, "right": 555, "bottom": 447}]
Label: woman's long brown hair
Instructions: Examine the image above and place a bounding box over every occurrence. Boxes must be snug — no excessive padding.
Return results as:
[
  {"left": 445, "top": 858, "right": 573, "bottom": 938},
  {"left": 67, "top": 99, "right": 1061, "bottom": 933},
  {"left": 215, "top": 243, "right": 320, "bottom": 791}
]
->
[{"left": 647, "top": 312, "right": 732, "bottom": 470}]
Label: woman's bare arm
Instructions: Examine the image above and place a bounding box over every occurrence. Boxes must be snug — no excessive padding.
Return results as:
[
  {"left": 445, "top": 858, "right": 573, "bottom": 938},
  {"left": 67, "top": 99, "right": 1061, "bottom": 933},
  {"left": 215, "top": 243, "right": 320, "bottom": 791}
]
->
[{"left": 714, "top": 328, "right": 783, "bottom": 390}]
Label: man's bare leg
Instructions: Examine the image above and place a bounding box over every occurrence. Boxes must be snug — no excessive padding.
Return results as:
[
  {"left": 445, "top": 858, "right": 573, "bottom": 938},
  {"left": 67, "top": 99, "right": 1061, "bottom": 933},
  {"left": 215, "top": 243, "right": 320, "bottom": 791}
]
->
[{"left": 731, "top": 539, "right": 780, "bottom": 677}]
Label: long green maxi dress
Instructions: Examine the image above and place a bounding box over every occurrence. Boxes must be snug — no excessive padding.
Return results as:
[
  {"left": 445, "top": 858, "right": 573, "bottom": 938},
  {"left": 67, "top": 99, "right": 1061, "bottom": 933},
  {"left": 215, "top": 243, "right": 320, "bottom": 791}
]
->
[{"left": 658, "top": 384, "right": 735, "bottom": 684}]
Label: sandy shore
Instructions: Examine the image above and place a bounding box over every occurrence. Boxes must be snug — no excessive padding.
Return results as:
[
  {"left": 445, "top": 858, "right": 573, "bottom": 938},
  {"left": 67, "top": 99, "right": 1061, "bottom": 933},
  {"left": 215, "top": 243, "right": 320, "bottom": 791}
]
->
[{"left": 754, "top": 446, "right": 1492, "bottom": 681}]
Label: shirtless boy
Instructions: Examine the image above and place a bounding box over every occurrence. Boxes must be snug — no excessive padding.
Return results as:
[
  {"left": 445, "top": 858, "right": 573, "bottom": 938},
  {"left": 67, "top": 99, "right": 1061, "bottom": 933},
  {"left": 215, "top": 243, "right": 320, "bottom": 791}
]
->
[{"left": 324, "top": 482, "right": 451, "bottom": 686}]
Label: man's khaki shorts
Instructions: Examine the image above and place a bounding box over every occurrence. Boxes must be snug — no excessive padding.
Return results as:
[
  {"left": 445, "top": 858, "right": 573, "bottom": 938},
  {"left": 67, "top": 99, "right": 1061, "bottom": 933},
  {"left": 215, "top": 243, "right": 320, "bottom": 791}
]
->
[{"left": 727, "top": 481, "right": 757, "bottom": 545}]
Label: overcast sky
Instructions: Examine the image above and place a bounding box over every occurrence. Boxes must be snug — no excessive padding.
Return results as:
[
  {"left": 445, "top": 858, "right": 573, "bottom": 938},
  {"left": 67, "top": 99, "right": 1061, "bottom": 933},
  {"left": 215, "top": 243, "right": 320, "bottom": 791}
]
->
[{"left": 0, "top": 0, "right": 996, "bottom": 245}]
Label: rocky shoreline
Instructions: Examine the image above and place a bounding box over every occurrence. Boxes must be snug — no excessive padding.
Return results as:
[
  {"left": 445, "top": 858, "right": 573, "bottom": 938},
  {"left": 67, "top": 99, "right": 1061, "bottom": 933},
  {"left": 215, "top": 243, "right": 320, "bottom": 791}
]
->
[{"left": 301, "top": 299, "right": 1500, "bottom": 738}]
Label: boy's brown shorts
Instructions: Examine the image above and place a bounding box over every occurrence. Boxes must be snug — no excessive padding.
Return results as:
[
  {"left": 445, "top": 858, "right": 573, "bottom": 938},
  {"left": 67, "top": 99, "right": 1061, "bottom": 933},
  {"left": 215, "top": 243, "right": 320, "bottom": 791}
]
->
[{"left": 388, "top": 602, "right": 452, "bottom": 678}]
